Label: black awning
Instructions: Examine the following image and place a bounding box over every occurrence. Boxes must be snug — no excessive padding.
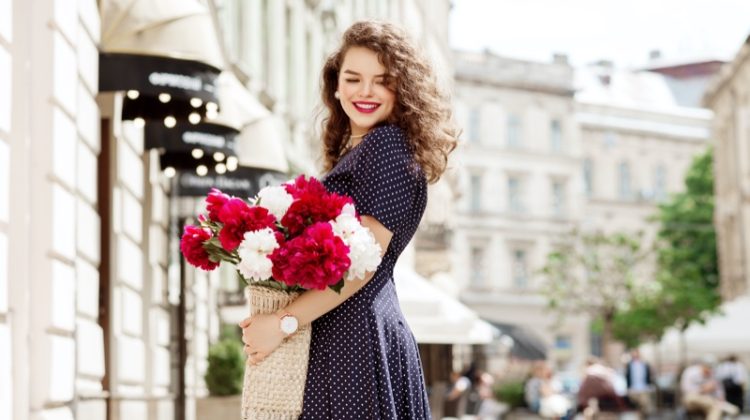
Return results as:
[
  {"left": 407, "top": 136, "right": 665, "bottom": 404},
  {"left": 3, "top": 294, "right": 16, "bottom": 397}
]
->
[
  {"left": 99, "top": 52, "right": 219, "bottom": 102},
  {"left": 99, "top": 52, "right": 220, "bottom": 122},
  {"left": 176, "top": 166, "right": 288, "bottom": 198},
  {"left": 490, "top": 322, "right": 548, "bottom": 360}
]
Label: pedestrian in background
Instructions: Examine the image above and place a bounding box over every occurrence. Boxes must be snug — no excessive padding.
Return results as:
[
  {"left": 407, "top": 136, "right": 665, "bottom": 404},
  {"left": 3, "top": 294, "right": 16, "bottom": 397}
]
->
[
  {"left": 680, "top": 357, "right": 739, "bottom": 420},
  {"left": 525, "top": 361, "right": 573, "bottom": 419},
  {"left": 625, "top": 348, "right": 655, "bottom": 416},
  {"left": 577, "top": 357, "right": 626, "bottom": 418},
  {"left": 715, "top": 354, "right": 747, "bottom": 412}
]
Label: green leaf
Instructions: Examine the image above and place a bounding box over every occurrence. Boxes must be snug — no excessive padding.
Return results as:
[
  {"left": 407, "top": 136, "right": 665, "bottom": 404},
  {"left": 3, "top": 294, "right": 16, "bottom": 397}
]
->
[{"left": 329, "top": 279, "right": 345, "bottom": 294}]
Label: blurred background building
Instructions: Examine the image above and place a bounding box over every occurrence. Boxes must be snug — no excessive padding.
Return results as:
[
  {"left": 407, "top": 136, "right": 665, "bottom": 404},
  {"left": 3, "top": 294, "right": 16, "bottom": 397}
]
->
[
  {"left": 451, "top": 50, "right": 589, "bottom": 370},
  {"left": 706, "top": 36, "right": 750, "bottom": 302},
  {"left": 450, "top": 49, "right": 716, "bottom": 374}
]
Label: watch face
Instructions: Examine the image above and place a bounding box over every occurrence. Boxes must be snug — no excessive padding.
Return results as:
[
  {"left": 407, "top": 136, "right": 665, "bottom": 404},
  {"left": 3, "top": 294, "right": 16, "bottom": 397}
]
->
[{"left": 281, "top": 316, "right": 298, "bottom": 334}]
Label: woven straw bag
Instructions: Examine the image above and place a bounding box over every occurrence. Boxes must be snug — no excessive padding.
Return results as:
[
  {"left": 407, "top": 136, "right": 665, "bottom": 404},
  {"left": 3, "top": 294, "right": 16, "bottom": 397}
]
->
[{"left": 241, "top": 285, "right": 311, "bottom": 419}]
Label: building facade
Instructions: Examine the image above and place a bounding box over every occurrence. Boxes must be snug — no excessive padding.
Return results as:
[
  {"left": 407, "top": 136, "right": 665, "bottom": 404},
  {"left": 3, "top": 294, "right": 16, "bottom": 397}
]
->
[
  {"left": 705, "top": 37, "right": 750, "bottom": 301},
  {"left": 451, "top": 51, "right": 714, "bottom": 371},
  {"left": 452, "top": 50, "right": 590, "bottom": 370},
  {"left": 577, "top": 63, "right": 712, "bottom": 243}
]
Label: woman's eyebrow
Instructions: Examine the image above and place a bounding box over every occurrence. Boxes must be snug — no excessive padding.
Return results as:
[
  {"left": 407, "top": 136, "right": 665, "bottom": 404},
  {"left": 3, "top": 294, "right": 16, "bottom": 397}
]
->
[{"left": 342, "top": 69, "right": 387, "bottom": 77}]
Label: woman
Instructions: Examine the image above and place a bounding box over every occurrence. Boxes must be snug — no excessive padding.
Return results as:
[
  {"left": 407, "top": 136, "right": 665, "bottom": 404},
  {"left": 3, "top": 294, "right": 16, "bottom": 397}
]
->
[{"left": 239, "top": 20, "right": 458, "bottom": 419}]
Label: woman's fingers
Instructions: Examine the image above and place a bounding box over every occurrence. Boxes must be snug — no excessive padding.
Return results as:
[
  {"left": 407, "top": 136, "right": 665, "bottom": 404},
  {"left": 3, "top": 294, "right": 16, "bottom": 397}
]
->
[
  {"left": 238, "top": 317, "right": 253, "bottom": 328},
  {"left": 247, "top": 351, "right": 267, "bottom": 366}
]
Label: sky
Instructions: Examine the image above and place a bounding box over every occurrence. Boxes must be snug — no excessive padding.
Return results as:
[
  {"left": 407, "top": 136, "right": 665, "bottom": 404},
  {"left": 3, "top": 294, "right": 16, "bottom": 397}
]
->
[{"left": 449, "top": 0, "right": 750, "bottom": 68}]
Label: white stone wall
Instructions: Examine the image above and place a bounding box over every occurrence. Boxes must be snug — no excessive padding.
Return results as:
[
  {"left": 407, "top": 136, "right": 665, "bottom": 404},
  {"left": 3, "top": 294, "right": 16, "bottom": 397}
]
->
[
  {"left": 144, "top": 150, "right": 173, "bottom": 420},
  {"left": 2, "top": 1, "right": 102, "bottom": 419},
  {"left": 104, "top": 119, "right": 174, "bottom": 420},
  {"left": 0, "top": 0, "right": 12, "bottom": 418}
]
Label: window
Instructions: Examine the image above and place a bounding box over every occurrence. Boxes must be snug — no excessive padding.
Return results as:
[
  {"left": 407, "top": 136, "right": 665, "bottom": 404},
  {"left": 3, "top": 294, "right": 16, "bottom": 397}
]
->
[
  {"left": 468, "top": 107, "right": 481, "bottom": 143},
  {"left": 512, "top": 249, "right": 528, "bottom": 288},
  {"left": 469, "top": 174, "right": 481, "bottom": 213},
  {"left": 508, "top": 176, "right": 524, "bottom": 213},
  {"left": 552, "top": 180, "right": 566, "bottom": 217},
  {"left": 550, "top": 119, "right": 563, "bottom": 152},
  {"left": 654, "top": 165, "right": 667, "bottom": 201},
  {"left": 555, "top": 335, "right": 572, "bottom": 350},
  {"left": 507, "top": 114, "right": 522, "bottom": 148},
  {"left": 603, "top": 131, "right": 618, "bottom": 149},
  {"left": 470, "top": 246, "right": 486, "bottom": 286},
  {"left": 583, "top": 159, "right": 593, "bottom": 197},
  {"left": 618, "top": 162, "right": 631, "bottom": 200}
]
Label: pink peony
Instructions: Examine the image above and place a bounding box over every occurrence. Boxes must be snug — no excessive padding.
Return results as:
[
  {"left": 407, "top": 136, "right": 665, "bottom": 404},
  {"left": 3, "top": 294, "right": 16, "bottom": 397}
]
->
[
  {"left": 281, "top": 191, "right": 353, "bottom": 237},
  {"left": 218, "top": 198, "right": 278, "bottom": 251},
  {"left": 180, "top": 225, "right": 219, "bottom": 271},
  {"left": 269, "top": 222, "right": 351, "bottom": 290},
  {"left": 284, "top": 175, "right": 328, "bottom": 199},
  {"left": 205, "top": 188, "right": 230, "bottom": 222}
]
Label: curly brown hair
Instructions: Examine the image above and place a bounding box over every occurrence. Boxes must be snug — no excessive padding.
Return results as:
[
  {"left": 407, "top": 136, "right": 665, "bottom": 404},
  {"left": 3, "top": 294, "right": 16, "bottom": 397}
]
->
[{"left": 320, "top": 20, "right": 458, "bottom": 184}]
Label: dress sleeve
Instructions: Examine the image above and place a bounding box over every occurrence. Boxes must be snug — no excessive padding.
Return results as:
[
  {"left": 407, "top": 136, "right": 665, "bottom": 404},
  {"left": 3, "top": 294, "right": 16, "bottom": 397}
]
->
[{"left": 350, "top": 125, "right": 418, "bottom": 233}]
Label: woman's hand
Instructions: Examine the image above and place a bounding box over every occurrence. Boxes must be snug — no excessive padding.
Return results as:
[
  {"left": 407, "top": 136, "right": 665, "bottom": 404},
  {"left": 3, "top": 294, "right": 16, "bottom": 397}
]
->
[{"left": 239, "top": 314, "right": 286, "bottom": 366}]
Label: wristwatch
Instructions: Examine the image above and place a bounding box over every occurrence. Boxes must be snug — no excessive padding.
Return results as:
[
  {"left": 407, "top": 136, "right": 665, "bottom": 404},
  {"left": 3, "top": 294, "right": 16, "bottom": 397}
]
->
[{"left": 278, "top": 312, "right": 299, "bottom": 335}]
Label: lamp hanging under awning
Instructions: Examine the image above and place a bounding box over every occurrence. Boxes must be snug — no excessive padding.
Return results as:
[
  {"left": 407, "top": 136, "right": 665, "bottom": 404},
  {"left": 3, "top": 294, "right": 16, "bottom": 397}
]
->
[
  {"left": 176, "top": 166, "right": 288, "bottom": 198},
  {"left": 145, "top": 121, "right": 239, "bottom": 175}
]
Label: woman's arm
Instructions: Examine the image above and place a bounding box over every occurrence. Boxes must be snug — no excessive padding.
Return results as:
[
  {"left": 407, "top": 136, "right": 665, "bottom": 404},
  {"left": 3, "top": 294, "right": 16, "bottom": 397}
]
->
[{"left": 240, "top": 215, "right": 393, "bottom": 364}]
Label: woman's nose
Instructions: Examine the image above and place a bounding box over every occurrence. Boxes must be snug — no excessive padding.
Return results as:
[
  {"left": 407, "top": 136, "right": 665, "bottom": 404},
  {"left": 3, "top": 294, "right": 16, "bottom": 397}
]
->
[{"left": 359, "top": 81, "right": 373, "bottom": 96}]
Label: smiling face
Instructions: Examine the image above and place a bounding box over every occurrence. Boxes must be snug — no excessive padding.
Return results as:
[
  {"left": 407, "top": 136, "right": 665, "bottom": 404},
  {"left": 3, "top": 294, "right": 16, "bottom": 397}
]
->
[{"left": 337, "top": 46, "right": 396, "bottom": 136}]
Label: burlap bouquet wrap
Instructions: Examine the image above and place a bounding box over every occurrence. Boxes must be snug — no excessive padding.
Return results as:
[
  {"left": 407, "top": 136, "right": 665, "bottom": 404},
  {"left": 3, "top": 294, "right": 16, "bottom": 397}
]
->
[{"left": 241, "top": 285, "right": 311, "bottom": 420}]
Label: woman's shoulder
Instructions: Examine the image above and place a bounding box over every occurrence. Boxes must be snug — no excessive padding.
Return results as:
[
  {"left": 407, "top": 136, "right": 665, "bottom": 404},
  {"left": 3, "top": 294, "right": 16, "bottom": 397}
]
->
[{"left": 365, "top": 124, "right": 408, "bottom": 147}]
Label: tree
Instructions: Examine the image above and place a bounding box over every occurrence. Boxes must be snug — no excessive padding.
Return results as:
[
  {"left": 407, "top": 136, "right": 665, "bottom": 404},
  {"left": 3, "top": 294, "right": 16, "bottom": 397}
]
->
[
  {"left": 611, "top": 292, "right": 670, "bottom": 349},
  {"left": 540, "top": 230, "right": 650, "bottom": 365},
  {"left": 652, "top": 148, "right": 720, "bottom": 362},
  {"left": 612, "top": 148, "right": 720, "bottom": 360}
]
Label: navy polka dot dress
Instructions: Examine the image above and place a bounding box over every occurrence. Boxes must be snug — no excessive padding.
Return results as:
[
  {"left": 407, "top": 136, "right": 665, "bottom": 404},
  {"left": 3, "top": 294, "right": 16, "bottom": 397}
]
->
[{"left": 300, "top": 124, "right": 431, "bottom": 419}]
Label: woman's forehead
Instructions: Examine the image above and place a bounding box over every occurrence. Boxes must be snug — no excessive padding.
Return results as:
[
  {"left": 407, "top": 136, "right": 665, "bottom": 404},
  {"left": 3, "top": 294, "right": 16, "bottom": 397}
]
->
[{"left": 341, "top": 47, "right": 387, "bottom": 74}]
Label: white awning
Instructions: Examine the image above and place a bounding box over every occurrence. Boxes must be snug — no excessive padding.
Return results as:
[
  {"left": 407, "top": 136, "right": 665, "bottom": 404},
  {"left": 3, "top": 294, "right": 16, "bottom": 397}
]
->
[
  {"left": 643, "top": 295, "right": 750, "bottom": 362},
  {"left": 100, "top": 0, "right": 224, "bottom": 69},
  {"left": 394, "top": 267, "right": 499, "bottom": 345},
  {"left": 235, "top": 116, "right": 290, "bottom": 174}
]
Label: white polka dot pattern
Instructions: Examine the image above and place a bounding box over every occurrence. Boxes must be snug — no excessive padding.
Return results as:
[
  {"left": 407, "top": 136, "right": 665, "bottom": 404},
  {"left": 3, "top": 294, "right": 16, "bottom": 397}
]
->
[{"left": 300, "top": 124, "right": 431, "bottom": 419}]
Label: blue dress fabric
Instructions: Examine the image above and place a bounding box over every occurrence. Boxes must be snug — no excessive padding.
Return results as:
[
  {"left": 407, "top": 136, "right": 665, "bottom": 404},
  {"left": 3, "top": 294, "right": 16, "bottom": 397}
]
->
[{"left": 300, "top": 124, "right": 431, "bottom": 419}]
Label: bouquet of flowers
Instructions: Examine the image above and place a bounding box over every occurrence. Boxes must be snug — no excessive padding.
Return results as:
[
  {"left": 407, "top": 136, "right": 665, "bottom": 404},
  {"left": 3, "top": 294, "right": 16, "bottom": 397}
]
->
[{"left": 180, "top": 175, "right": 382, "bottom": 419}]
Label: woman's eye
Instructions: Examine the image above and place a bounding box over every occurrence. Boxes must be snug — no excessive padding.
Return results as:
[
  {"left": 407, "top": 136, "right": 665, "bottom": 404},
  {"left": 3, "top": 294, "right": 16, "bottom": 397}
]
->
[{"left": 345, "top": 79, "right": 359, "bottom": 83}]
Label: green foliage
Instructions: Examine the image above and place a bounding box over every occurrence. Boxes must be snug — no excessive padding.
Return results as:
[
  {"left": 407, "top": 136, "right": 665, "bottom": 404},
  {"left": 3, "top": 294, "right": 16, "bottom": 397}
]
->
[
  {"left": 204, "top": 337, "right": 245, "bottom": 396},
  {"left": 613, "top": 148, "right": 720, "bottom": 348},
  {"left": 654, "top": 148, "right": 720, "bottom": 328},
  {"left": 612, "top": 293, "right": 669, "bottom": 348},
  {"left": 220, "top": 323, "right": 242, "bottom": 341},
  {"left": 494, "top": 380, "right": 527, "bottom": 409}
]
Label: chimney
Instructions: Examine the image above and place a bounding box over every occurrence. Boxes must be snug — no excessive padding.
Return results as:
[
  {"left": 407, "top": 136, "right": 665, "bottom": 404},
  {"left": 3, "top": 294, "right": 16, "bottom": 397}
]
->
[{"left": 649, "top": 49, "right": 662, "bottom": 61}]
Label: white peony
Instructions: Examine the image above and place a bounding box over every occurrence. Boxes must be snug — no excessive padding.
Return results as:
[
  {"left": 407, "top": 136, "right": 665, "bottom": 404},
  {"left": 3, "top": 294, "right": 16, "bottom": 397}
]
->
[
  {"left": 237, "top": 228, "right": 280, "bottom": 281},
  {"left": 255, "top": 186, "right": 294, "bottom": 219},
  {"left": 330, "top": 207, "right": 382, "bottom": 281}
]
